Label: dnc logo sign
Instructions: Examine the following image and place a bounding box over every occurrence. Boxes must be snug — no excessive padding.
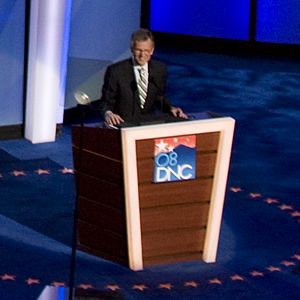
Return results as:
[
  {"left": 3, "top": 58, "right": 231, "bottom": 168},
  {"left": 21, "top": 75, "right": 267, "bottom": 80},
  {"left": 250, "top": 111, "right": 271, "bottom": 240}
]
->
[{"left": 153, "top": 135, "right": 196, "bottom": 183}]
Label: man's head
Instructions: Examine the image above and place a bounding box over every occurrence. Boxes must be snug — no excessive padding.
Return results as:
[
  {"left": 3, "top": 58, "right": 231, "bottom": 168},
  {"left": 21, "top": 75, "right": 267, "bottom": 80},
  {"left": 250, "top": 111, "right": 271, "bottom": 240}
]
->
[{"left": 131, "top": 28, "right": 155, "bottom": 66}]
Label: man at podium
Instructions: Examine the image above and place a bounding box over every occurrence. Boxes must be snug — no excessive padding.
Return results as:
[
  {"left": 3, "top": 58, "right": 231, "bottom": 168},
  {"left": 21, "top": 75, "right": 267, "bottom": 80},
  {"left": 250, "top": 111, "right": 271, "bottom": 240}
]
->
[{"left": 100, "top": 28, "right": 188, "bottom": 126}]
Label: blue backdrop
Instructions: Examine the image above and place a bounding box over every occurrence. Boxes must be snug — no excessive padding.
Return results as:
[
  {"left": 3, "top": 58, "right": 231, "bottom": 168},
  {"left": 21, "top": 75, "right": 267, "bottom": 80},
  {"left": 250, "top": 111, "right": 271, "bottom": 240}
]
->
[
  {"left": 256, "top": 0, "right": 300, "bottom": 44},
  {"left": 150, "top": 0, "right": 300, "bottom": 45},
  {"left": 0, "top": 0, "right": 25, "bottom": 126},
  {"left": 68, "top": 0, "right": 141, "bottom": 60},
  {"left": 150, "top": 0, "right": 250, "bottom": 40}
]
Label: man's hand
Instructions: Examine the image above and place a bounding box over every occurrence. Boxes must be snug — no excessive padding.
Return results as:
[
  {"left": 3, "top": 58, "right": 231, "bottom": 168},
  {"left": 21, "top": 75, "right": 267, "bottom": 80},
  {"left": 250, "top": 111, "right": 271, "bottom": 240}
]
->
[
  {"left": 104, "top": 111, "right": 124, "bottom": 126},
  {"left": 170, "top": 106, "right": 188, "bottom": 119}
]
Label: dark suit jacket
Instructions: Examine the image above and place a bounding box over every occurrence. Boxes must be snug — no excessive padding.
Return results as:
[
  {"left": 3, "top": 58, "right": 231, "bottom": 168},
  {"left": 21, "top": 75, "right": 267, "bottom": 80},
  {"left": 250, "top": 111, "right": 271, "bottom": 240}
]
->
[{"left": 100, "top": 58, "right": 172, "bottom": 122}]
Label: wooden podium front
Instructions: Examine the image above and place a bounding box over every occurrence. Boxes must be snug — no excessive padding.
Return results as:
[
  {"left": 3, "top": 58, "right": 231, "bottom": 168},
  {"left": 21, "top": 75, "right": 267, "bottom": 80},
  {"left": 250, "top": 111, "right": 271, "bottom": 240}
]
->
[{"left": 72, "top": 114, "right": 235, "bottom": 270}]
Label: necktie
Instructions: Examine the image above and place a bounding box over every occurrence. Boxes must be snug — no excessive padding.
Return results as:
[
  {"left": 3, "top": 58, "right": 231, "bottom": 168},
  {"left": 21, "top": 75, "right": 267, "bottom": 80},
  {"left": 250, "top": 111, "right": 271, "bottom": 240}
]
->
[{"left": 137, "top": 67, "right": 148, "bottom": 109}]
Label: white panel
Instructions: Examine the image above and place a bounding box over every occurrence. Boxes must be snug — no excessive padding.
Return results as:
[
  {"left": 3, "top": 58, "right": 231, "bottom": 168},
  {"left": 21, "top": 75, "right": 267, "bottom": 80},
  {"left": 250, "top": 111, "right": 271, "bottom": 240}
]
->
[{"left": 25, "top": 0, "right": 72, "bottom": 143}]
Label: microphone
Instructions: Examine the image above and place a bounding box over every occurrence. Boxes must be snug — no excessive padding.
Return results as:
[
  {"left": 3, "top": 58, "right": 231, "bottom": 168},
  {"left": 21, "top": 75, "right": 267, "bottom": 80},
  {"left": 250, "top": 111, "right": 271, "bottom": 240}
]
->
[
  {"left": 73, "top": 91, "right": 94, "bottom": 125},
  {"left": 74, "top": 91, "right": 91, "bottom": 106},
  {"left": 74, "top": 90, "right": 103, "bottom": 117}
]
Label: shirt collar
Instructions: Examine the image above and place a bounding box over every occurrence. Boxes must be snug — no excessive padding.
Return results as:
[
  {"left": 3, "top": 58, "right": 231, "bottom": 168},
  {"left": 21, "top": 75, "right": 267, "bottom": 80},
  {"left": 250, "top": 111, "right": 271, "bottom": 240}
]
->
[{"left": 132, "top": 58, "right": 149, "bottom": 72}]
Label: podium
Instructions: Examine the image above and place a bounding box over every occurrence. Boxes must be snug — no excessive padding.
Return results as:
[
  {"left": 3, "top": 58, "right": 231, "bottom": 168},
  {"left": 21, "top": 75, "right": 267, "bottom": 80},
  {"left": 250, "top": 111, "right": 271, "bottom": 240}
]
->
[{"left": 72, "top": 113, "right": 235, "bottom": 270}]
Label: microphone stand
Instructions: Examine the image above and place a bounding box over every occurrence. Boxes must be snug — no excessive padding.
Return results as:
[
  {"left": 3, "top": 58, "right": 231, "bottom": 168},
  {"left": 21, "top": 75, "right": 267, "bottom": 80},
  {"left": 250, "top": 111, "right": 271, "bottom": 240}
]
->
[{"left": 68, "top": 101, "right": 89, "bottom": 300}]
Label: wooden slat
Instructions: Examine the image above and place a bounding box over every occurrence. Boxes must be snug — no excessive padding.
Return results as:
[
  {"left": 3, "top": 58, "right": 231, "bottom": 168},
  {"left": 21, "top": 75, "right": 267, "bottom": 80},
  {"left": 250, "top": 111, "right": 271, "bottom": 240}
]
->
[
  {"left": 78, "top": 173, "right": 124, "bottom": 210},
  {"left": 141, "top": 228, "right": 206, "bottom": 258},
  {"left": 140, "top": 202, "right": 209, "bottom": 232},
  {"left": 73, "top": 149, "right": 123, "bottom": 185},
  {"left": 138, "top": 178, "right": 213, "bottom": 208},
  {"left": 78, "top": 197, "right": 126, "bottom": 235},
  {"left": 72, "top": 126, "right": 122, "bottom": 160},
  {"left": 78, "top": 244, "right": 129, "bottom": 267},
  {"left": 77, "top": 220, "right": 128, "bottom": 265},
  {"left": 143, "top": 252, "right": 203, "bottom": 266},
  {"left": 196, "top": 132, "right": 220, "bottom": 151}
]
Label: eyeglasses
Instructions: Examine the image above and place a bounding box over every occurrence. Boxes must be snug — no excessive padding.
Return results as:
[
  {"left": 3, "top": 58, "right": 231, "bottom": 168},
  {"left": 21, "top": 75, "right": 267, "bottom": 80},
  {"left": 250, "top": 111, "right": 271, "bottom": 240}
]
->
[{"left": 132, "top": 48, "right": 152, "bottom": 55}]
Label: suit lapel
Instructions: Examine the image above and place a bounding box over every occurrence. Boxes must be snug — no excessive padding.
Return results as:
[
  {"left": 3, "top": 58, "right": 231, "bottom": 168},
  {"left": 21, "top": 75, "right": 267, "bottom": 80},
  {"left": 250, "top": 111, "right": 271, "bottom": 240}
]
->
[
  {"left": 126, "top": 59, "right": 142, "bottom": 109},
  {"left": 143, "top": 61, "right": 155, "bottom": 110}
]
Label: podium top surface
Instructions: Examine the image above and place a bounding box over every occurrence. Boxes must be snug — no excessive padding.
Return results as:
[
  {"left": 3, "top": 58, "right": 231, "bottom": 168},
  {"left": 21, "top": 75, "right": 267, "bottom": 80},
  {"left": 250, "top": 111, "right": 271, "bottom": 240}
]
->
[
  {"left": 115, "top": 111, "right": 224, "bottom": 128},
  {"left": 78, "top": 112, "right": 234, "bottom": 131}
]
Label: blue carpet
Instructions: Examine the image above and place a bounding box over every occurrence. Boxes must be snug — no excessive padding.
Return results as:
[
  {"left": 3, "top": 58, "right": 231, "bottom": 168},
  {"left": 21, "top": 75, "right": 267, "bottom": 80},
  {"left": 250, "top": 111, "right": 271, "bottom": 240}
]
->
[
  {"left": 0, "top": 157, "right": 74, "bottom": 246},
  {"left": 0, "top": 48, "right": 300, "bottom": 299}
]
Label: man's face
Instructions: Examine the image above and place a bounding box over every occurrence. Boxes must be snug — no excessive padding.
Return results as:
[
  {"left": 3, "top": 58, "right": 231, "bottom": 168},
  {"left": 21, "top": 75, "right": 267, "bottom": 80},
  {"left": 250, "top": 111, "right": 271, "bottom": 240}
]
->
[{"left": 131, "top": 39, "right": 154, "bottom": 66}]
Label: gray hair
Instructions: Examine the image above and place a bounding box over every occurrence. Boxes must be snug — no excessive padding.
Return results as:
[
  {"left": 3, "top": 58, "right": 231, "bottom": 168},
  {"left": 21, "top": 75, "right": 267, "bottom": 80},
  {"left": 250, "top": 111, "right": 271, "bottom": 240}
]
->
[{"left": 130, "top": 28, "right": 155, "bottom": 48}]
